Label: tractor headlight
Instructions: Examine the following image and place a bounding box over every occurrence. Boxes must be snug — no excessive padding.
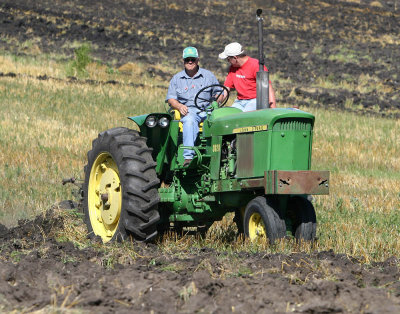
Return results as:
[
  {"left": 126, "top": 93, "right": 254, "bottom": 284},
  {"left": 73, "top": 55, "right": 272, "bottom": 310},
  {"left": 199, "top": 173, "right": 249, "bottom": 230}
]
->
[
  {"left": 145, "top": 115, "right": 157, "bottom": 128},
  {"left": 158, "top": 117, "right": 170, "bottom": 128}
]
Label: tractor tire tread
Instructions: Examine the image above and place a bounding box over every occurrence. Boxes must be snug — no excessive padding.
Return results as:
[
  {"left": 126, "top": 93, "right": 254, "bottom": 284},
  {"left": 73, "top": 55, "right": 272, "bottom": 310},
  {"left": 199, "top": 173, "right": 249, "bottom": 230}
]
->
[
  {"left": 138, "top": 211, "right": 161, "bottom": 230},
  {"left": 122, "top": 154, "right": 147, "bottom": 163},
  {"left": 126, "top": 187, "right": 152, "bottom": 202},
  {"left": 125, "top": 170, "right": 150, "bottom": 182},
  {"left": 140, "top": 161, "right": 158, "bottom": 172},
  {"left": 83, "top": 127, "right": 160, "bottom": 243},
  {"left": 136, "top": 147, "right": 154, "bottom": 155},
  {"left": 124, "top": 221, "right": 146, "bottom": 239},
  {"left": 140, "top": 198, "right": 161, "bottom": 213},
  {"left": 124, "top": 199, "right": 150, "bottom": 221},
  {"left": 141, "top": 179, "right": 160, "bottom": 192}
]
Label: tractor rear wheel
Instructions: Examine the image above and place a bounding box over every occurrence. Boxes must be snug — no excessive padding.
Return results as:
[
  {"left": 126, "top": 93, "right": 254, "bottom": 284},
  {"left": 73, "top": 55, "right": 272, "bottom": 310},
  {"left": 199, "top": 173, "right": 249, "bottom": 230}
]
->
[
  {"left": 244, "top": 197, "right": 286, "bottom": 244},
  {"left": 287, "top": 196, "right": 317, "bottom": 241},
  {"left": 83, "top": 127, "right": 160, "bottom": 243}
]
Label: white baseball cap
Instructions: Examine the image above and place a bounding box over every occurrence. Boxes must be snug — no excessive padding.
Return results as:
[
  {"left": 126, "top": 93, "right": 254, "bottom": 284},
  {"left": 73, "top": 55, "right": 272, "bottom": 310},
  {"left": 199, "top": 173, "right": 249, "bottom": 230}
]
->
[{"left": 218, "top": 42, "right": 244, "bottom": 59}]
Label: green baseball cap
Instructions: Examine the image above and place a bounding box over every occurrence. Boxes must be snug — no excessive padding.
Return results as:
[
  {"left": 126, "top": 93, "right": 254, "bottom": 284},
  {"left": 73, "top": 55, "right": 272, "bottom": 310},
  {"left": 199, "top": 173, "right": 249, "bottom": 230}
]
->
[{"left": 182, "top": 46, "right": 199, "bottom": 59}]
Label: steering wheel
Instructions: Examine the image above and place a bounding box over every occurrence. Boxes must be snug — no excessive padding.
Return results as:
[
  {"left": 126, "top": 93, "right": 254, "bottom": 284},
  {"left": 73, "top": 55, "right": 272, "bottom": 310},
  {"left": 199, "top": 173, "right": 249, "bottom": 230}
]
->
[{"left": 194, "top": 84, "right": 230, "bottom": 111}]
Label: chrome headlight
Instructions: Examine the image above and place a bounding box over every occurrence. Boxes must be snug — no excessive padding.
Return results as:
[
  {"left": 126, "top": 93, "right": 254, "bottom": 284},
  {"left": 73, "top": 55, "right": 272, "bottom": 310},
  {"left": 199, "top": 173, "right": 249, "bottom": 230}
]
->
[
  {"left": 158, "top": 117, "right": 170, "bottom": 128},
  {"left": 145, "top": 115, "right": 157, "bottom": 128}
]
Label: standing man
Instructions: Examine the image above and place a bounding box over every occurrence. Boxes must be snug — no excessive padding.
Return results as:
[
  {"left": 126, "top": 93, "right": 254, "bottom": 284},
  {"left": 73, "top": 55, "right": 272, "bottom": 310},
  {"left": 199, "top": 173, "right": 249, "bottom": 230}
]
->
[
  {"left": 167, "top": 46, "right": 220, "bottom": 166},
  {"left": 218, "top": 42, "right": 276, "bottom": 111}
]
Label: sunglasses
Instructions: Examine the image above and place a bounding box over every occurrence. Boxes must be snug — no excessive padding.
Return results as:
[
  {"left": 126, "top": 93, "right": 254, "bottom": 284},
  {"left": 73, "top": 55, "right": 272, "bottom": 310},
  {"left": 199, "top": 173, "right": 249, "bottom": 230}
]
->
[{"left": 184, "top": 57, "right": 197, "bottom": 63}]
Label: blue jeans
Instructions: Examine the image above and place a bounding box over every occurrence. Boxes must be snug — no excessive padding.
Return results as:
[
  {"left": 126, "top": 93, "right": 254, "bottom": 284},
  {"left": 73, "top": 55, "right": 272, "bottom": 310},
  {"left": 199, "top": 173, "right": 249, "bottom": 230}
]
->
[
  {"left": 231, "top": 98, "right": 257, "bottom": 112},
  {"left": 180, "top": 107, "right": 208, "bottom": 160}
]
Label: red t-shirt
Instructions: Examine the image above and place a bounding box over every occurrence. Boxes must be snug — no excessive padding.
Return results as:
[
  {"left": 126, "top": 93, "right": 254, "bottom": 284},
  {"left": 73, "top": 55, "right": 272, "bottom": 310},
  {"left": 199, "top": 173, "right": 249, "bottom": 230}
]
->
[{"left": 224, "top": 57, "right": 268, "bottom": 100}]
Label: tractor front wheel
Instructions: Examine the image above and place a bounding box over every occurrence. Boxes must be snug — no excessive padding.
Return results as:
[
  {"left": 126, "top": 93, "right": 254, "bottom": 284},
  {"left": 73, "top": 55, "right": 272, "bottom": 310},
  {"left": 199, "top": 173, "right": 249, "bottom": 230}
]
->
[
  {"left": 83, "top": 127, "right": 160, "bottom": 243},
  {"left": 233, "top": 207, "right": 245, "bottom": 234},
  {"left": 244, "top": 197, "right": 286, "bottom": 244},
  {"left": 287, "top": 196, "right": 317, "bottom": 242}
]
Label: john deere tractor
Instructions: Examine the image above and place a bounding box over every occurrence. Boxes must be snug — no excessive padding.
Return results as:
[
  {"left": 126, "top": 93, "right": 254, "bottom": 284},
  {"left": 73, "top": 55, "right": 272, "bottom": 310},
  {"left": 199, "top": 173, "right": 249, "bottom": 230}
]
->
[
  {"left": 82, "top": 82, "right": 329, "bottom": 243},
  {"left": 82, "top": 10, "right": 329, "bottom": 244}
]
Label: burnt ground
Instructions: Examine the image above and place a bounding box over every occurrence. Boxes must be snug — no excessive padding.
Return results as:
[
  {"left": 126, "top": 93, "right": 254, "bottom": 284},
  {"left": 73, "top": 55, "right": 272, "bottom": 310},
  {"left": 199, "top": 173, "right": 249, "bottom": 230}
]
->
[
  {"left": 0, "top": 0, "right": 400, "bottom": 115},
  {"left": 0, "top": 211, "right": 400, "bottom": 313},
  {"left": 1, "top": 0, "right": 400, "bottom": 312}
]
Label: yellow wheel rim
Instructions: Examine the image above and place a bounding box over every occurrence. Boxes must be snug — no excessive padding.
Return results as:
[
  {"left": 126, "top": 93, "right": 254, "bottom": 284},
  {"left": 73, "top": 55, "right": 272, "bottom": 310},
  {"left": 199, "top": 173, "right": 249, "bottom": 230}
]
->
[
  {"left": 88, "top": 152, "right": 122, "bottom": 242},
  {"left": 248, "top": 212, "right": 266, "bottom": 241}
]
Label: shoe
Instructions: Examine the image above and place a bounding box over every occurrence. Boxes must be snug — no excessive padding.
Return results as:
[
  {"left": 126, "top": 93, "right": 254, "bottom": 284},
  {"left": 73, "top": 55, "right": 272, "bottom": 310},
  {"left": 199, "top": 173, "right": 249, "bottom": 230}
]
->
[{"left": 183, "top": 159, "right": 192, "bottom": 167}]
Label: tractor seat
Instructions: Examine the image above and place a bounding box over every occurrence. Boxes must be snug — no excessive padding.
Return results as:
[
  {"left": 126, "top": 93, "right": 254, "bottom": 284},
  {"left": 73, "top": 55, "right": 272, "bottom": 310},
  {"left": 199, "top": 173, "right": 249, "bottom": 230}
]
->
[{"left": 173, "top": 110, "right": 203, "bottom": 132}]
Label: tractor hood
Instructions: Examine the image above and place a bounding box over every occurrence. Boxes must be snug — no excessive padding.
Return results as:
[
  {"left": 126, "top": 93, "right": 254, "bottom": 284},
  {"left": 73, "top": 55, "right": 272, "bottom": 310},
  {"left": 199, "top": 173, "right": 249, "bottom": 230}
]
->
[{"left": 203, "top": 108, "right": 315, "bottom": 136}]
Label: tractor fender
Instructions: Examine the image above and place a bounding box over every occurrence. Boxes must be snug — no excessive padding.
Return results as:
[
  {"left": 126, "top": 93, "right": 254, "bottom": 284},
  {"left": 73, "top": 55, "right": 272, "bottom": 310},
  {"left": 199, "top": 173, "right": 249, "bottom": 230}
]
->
[{"left": 128, "top": 114, "right": 149, "bottom": 127}]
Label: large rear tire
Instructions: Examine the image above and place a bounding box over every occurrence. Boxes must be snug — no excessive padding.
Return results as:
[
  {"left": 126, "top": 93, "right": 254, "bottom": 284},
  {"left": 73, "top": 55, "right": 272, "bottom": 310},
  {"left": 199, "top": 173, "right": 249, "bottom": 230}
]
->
[
  {"left": 287, "top": 196, "right": 317, "bottom": 241},
  {"left": 244, "top": 196, "right": 286, "bottom": 244},
  {"left": 83, "top": 127, "right": 160, "bottom": 243}
]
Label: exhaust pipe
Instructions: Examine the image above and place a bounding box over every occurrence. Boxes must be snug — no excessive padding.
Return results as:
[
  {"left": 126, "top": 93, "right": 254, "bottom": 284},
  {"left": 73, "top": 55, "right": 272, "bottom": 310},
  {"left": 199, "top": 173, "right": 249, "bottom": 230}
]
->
[{"left": 256, "top": 9, "right": 270, "bottom": 110}]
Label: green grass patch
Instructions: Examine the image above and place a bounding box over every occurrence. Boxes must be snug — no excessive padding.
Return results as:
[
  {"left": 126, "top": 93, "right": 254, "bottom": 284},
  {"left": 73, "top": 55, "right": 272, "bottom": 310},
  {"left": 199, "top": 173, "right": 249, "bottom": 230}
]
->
[{"left": 66, "top": 43, "right": 92, "bottom": 77}]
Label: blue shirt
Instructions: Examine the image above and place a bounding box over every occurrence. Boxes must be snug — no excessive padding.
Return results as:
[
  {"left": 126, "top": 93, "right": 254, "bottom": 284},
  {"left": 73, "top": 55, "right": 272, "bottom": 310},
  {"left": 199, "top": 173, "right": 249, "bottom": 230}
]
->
[{"left": 166, "top": 67, "right": 220, "bottom": 109}]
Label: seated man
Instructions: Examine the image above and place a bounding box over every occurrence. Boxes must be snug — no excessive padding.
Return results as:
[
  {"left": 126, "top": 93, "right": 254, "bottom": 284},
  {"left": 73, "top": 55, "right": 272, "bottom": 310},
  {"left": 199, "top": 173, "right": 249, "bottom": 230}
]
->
[
  {"left": 218, "top": 42, "right": 276, "bottom": 111},
  {"left": 166, "top": 46, "right": 220, "bottom": 166}
]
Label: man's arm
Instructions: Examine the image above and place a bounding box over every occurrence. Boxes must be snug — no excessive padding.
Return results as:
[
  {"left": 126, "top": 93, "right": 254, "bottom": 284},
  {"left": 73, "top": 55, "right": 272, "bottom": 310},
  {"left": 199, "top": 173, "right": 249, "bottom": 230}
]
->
[
  {"left": 166, "top": 76, "right": 188, "bottom": 116},
  {"left": 259, "top": 64, "right": 276, "bottom": 108},
  {"left": 168, "top": 98, "right": 188, "bottom": 116},
  {"left": 269, "top": 84, "right": 276, "bottom": 108},
  {"left": 217, "top": 86, "right": 230, "bottom": 103},
  {"left": 220, "top": 72, "right": 234, "bottom": 103}
]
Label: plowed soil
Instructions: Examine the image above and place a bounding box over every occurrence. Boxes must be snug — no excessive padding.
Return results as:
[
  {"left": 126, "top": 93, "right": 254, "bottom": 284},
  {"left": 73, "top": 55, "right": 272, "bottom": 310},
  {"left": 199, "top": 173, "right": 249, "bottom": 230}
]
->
[
  {"left": 1, "top": 0, "right": 399, "bottom": 115},
  {"left": 1, "top": 212, "right": 400, "bottom": 313},
  {"left": 1, "top": 0, "right": 400, "bottom": 312}
]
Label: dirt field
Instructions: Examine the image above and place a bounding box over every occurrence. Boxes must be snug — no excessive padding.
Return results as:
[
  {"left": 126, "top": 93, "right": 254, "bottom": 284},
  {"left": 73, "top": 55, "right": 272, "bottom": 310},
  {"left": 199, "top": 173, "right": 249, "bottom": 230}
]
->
[
  {"left": 1, "top": 211, "right": 400, "bottom": 313},
  {"left": 1, "top": 0, "right": 400, "bottom": 312}
]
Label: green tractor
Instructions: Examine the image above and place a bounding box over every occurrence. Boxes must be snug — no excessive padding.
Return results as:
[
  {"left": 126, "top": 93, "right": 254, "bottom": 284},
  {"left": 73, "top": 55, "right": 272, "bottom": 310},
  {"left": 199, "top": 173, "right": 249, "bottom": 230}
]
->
[
  {"left": 82, "top": 9, "right": 329, "bottom": 244},
  {"left": 82, "top": 83, "right": 329, "bottom": 244}
]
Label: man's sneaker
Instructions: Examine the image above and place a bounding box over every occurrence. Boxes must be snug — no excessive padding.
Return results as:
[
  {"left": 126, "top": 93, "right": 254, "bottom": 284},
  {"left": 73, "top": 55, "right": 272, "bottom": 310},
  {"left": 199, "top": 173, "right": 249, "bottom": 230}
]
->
[{"left": 183, "top": 159, "right": 192, "bottom": 167}]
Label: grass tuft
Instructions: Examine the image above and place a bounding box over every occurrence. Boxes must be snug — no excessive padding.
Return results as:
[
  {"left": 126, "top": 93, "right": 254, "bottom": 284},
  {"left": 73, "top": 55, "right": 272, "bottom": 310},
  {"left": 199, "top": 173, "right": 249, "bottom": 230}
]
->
[{"left": 66, "top": 43, "right": 92, "bottom": 77}]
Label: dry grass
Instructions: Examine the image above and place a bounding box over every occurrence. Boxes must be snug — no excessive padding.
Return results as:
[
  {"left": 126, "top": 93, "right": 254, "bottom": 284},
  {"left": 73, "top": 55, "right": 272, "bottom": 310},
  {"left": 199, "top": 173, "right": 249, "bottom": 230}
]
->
[
  {"left": 0, "top": 51, "right": 399, "bottom": 262},
  {"left": 0, "top": 54, "right": 167, "bottom": 224}
]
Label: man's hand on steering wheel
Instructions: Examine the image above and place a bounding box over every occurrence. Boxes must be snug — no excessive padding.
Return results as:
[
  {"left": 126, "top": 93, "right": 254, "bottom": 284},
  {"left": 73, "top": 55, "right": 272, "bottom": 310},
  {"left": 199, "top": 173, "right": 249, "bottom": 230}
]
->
[{"left": 194, "top": 84, "right": 230, "bottom": 111}]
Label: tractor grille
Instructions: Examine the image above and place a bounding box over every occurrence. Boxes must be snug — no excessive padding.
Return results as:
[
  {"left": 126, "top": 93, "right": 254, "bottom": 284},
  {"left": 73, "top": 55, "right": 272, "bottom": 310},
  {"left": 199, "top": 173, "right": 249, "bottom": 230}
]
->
[{"left": 272, "top": 118, "right": 312, "bottom": 131}]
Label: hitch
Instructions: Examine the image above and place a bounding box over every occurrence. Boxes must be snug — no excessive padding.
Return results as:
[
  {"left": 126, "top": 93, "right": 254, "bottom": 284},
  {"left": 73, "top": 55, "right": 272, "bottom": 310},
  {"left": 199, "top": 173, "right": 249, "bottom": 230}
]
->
[
  {"left": 61, "top": 177, "right": 84, "bottom": 210},
  {"left": 62, "top": 177, "right": 84, "bottom": 189},
  {"left": 62, "top": 177, "right": 74, "bottom": 184}
]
